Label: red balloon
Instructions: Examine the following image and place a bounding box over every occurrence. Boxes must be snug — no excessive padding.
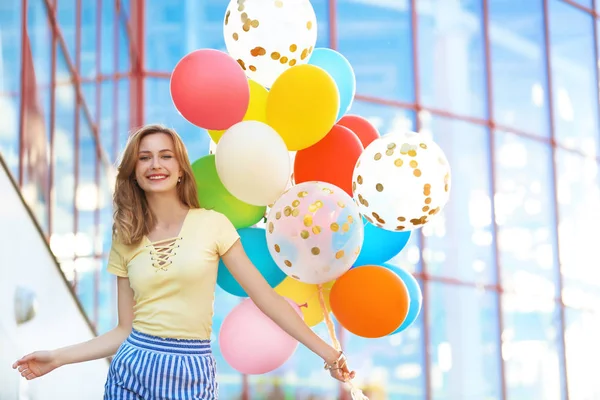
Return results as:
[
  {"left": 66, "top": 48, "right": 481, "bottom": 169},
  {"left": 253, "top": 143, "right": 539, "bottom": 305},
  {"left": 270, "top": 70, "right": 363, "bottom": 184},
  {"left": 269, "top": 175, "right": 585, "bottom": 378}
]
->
[
  {"left": 294, "top": 125, "right": 363, "bottom": 196},
  {"left": 338, "top": 114, "right": 380, "bottom": 148},
  {"left": 170, "top": 49, "right": 250, "bottom": 130}
]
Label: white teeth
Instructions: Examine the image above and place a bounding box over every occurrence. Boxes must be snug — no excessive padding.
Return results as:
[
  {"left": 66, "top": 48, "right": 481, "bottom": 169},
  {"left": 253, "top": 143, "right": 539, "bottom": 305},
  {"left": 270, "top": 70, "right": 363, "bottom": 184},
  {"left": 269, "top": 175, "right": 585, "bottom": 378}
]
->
[{"left": 148, "top": 175, "right": 167, "bottom": 180}]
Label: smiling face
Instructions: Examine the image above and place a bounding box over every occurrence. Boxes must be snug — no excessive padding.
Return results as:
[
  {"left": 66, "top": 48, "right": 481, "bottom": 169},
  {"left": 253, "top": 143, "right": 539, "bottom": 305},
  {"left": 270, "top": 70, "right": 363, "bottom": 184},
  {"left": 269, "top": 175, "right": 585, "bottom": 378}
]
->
[{"left": 134, "top": 132, "right": 183, "bottom": 194}]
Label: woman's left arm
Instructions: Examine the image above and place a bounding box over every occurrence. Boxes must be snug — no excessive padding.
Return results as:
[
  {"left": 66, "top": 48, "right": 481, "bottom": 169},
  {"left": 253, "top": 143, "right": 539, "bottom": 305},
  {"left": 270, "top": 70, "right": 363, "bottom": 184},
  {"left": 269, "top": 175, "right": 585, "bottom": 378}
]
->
[{"left": 221, "top": 240, "right": 355, "bottom": 382}]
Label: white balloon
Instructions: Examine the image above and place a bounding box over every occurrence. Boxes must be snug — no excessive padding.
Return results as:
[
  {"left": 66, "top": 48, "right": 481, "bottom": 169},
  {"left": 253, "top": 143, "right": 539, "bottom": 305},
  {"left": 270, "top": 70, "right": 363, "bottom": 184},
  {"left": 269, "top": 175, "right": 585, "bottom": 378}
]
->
[
  {"left": 223, "top": 0, "right": 317, "bottom": 88},
  {"left": 352, "top": 131, "right": 451, "bottom": 232},
  {"left": 216, "top": 121, "right": 291, "bottom": 206}
]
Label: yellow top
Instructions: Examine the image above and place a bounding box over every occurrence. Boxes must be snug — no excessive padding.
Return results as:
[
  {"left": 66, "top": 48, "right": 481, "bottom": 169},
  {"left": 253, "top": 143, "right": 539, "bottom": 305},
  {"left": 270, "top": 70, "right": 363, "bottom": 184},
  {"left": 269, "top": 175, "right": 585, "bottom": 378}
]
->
[{"left": 107, "top": 208, "right": 240, "bottom": 340}]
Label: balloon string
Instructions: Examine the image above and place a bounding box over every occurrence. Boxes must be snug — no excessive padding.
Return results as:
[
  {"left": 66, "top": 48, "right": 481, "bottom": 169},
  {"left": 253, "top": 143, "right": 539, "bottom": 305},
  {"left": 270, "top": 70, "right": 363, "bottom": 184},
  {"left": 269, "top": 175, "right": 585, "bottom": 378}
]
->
[
  {"left": 317, "top": 285, "right": 369, "bottom": 400},
  {"left": 317, "top": 284, "right": 340, "bottom": 351}
]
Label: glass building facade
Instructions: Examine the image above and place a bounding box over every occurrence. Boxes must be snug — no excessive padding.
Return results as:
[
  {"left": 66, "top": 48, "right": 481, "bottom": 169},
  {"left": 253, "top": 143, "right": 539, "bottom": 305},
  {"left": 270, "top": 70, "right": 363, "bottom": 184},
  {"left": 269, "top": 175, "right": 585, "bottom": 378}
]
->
[{"left": 1, "top": 0, "right": 599, "bottom": 399}]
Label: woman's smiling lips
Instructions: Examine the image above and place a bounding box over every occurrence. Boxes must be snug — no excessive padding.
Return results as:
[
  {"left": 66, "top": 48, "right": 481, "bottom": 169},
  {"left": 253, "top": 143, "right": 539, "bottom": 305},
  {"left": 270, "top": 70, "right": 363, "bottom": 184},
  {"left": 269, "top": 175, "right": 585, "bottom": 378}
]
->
[{"left": 147, "top": 174, "right": 169, "bottom": 182}]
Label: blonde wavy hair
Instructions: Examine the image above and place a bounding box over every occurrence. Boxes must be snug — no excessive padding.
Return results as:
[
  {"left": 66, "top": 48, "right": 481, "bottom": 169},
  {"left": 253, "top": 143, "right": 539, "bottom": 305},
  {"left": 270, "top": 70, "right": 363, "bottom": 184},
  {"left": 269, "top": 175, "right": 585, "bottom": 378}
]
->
[{"left": 113, "top": 124, "right": 200, "bottom": 245}]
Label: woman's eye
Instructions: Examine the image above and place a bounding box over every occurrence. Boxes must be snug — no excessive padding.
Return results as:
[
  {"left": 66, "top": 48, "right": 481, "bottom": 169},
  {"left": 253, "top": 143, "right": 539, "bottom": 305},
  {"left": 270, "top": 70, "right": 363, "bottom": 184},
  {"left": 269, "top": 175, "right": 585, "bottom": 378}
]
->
[
  {"left": 139, "top": 156, "right": 150, "bottom": 161},
  {"left": 162, "top": 155, "right": 173, "bottom": 159}
]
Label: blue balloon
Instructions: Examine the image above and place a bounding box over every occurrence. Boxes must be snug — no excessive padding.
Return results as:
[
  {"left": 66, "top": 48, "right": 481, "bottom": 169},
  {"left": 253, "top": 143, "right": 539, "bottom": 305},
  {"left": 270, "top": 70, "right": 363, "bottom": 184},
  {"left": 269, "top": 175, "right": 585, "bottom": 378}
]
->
[
  {"left": 217, "top": 227, "right": 286, "bottom": 297},
  {"left": 354, "top": 217, "right": 411, "bottom": 266},
  {"left": 308, "top": 48, "right": 356, "bottom": 121},
  {"left": 382, "top": 263, "right": 422, "bottom": 335}
]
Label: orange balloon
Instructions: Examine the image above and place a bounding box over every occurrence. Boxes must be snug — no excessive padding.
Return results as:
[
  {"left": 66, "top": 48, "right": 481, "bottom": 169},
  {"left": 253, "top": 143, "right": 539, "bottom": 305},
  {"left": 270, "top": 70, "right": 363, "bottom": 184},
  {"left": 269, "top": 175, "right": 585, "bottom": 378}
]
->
[
  {"left": 330, "top": 266, "right": 409, "bottom": 338},
  {"left": 294, "top": 124, "right": 363, "bottom": 196}
]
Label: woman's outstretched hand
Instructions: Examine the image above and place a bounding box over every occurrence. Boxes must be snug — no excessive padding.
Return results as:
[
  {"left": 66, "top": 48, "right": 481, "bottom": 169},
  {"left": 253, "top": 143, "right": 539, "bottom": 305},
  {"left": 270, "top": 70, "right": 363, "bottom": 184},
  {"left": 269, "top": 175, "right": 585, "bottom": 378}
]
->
[
  {"left": 325, "top": 351, "right": 356, "bottom": 382},
  {"left": 12, "top": 351, "right": 60, "bottom": 380}
]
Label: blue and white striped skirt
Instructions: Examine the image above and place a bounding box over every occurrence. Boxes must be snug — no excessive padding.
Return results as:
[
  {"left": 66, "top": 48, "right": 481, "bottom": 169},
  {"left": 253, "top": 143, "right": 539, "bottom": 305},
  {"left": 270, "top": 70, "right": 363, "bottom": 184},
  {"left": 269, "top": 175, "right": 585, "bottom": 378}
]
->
[{"left": 104, "top": 329, "right": 218, "bottom": 399}]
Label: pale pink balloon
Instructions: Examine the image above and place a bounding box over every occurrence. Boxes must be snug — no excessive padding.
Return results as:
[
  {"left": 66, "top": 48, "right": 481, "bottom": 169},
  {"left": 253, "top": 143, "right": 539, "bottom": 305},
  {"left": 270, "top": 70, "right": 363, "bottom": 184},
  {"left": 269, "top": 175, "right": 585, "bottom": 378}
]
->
[
  {"left": 265, "top": 181, "right": 364, "bottom": 284},
  {"left": 218, "top": 297, "right": 302, "bottom": 374}
]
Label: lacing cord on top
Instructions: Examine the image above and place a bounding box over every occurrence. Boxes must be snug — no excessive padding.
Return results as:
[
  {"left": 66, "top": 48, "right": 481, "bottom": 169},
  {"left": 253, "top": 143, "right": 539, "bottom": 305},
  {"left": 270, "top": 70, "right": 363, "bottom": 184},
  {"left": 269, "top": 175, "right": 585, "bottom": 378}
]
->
[{"left": 147, "top": 237, "right": 181, "bottom": 272}]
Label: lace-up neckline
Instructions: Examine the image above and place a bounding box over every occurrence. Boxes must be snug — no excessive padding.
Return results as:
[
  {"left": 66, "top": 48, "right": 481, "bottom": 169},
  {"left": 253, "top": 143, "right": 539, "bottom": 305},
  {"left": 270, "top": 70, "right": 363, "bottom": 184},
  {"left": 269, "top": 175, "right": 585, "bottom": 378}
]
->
[
  {"left": 144, "top": 209, "right": 191, "bottom": 272},
  {"left": 147, "top": 237, "right": 182, "bottom": 272}
]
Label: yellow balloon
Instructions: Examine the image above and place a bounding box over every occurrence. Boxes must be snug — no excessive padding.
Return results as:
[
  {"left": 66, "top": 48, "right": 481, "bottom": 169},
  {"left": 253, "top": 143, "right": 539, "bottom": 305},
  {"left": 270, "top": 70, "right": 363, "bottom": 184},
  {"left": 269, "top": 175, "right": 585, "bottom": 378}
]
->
[
  {"left": 208, "top": 80, "right": 269, "bottom": 143},
  {"left": 275, "top": 277, "right": 334, "bottom": 327},
  {"left": 266, "top": 65, "right": 339, "bottom": 151}
]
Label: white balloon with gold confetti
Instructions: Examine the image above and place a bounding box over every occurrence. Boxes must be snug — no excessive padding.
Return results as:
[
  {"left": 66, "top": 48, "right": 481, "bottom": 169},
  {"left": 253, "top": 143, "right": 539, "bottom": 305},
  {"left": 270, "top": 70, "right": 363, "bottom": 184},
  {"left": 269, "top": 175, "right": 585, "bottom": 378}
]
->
[
  {"left": 223, "top": 0, "right": 318, "bottom": 88},
  {"left": 265, "top": 181, "right": 364, "bottom": 285},
  {"left": 352, "top": 131, "right": 451, "bottom": 232}
]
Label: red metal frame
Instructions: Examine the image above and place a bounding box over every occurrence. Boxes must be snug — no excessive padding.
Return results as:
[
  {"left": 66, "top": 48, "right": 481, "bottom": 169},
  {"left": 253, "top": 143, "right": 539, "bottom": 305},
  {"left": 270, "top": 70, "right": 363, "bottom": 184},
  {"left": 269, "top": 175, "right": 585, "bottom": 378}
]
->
[
  {"left": 72, "top": 0, "right": 81, "bottom": 294},
  {"left": 482, "top": 1, "right": 508, "bottom": 398},
  {"left": 11, "top": 0, "right": 600, "bottom": 398},
  {"left": 48, "top": 0, "right": 56, "bottom": 242},
  {"left": 543, "top": 0, "right": 570, "bottom": 398},
  {"left": 132, "top": 0, "right": 144, "bottom": 129},
  {"left": 113, "top": 0, "right": 121, "bottom": 162},
  {"left": 94, "top": 0, "right": 104, "bottom": 331}
]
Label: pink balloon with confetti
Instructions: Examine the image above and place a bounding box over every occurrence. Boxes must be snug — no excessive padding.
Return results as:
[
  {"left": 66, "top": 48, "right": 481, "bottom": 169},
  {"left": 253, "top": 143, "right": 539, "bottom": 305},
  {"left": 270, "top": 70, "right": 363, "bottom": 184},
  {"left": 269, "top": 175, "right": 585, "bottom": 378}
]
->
[{"left": 265, "top": 181, "right": 364, "bottom": 285}]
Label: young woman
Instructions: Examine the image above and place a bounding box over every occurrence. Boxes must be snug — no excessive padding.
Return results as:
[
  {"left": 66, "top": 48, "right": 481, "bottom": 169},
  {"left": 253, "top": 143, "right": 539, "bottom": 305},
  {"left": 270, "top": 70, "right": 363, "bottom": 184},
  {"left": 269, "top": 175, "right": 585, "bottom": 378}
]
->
[{"left": 12, "top": 124, "right": 355, "bottom": 399}]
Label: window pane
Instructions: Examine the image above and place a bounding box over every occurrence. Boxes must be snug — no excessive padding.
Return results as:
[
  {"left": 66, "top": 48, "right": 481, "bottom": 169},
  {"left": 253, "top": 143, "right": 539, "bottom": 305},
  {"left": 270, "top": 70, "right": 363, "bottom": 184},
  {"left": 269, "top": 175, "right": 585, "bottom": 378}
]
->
[
  {"left": 0, "top": 95, "right": 20, "bottom": 178},
  {"left": 58, "top": 0, "right": 76, "bottom": 57},
  {"left": 565, "top": 307, "right": 600, "bottom": 399},
  {"left": 502, "top": 294, "right": 564, "bottom": 400},
  {"left": 51, "top": 48, "right": 76, "bottom": 260},
  {"left": 81, "top": 0, "right": 97, "bottom": 78},
  {"left": 98, "top": 255, "right": 117, "bottom": 335},
  {"left": 0, "top": 1, "right": 22, "bottom": 93},
  {"left": 417, "top": 0, "right": 486, "bottom": 118},
  {"left": 100, "top": 80, "right": 115, "bottom": 160},
  {"left": 117, "top": 79, "right": 130, "bottom": 153},
  {"left": 0, "top": 1, "right": 22, "bottom": 179},
  {"left": 120, "top": 0, "right": 131, "bottom": 16},
  {"left": 311, "top": 0, "right": 329, "bottom": 48},
  {"left": 555, "top": 151, "right": 600, "bottom": 310},
  {"left": 98, "top": 162, "right": 113, "bottom": 256},
  {"left": 76, "top": 114, "right": 97, "bottom": 258},
  {"left": 549, "top": 0, "right": 599, "bottom": 156},
  {"left": 428, "top": 283, "right": 502, "bottom": 399},
  {"left": 100, "top": 0, "right": 115, "bottom": 75},
  {"left": 489, "top": 0, "right": 548, "bottom": 136},
  {"left": 570, "top": 0, "right": 593, "bottom": 10},
  {"left": 118, "top": 20, "right": 130, "bottom": 73},
  {"left": 145, "top": 0, "right": 227, "bottom": 72},
  {"left": 494, "top": 131, "right": 558, "bottom": 297},
  {"left": 75, "top": 257, "right": 101, "bottom": 326},
  {"left": 98, "top": 161, "right": 116, "bottom": 335},
  {"left": 337, "top": 0, "right": 413, "bottom": 102},
  {"left": 348, "top": 100, "right": 416, "bottom": 136},
  {"left": 144, "top": 78, "right": 209, "bottom": 161},
  {"left": 421, "top": 117, "right": 495, "bottom": 284}
]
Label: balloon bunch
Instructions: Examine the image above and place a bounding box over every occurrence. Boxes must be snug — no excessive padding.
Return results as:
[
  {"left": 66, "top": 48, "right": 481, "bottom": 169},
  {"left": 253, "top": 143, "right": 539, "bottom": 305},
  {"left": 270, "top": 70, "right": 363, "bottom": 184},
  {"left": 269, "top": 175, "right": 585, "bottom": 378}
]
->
[{"left": 169, "top": 0, "right": 451, "bottom": 393}]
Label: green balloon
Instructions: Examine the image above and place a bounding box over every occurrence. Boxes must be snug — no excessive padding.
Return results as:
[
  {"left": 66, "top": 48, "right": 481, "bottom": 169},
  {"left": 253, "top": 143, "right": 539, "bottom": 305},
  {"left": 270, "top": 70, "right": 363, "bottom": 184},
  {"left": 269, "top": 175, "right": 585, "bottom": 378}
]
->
[{"left": 192, "top": 155, "right": 266, "bottom": 229}]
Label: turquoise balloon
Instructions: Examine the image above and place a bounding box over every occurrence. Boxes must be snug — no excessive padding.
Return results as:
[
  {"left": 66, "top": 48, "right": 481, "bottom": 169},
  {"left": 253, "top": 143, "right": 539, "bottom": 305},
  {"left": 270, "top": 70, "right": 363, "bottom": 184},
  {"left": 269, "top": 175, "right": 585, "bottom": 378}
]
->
[
  {"left": 308, "top": 48, "right": 356, "bottom": 121},
  {"left": 354, "top": 217, "right": 411, "bottom": 266},
  {"left": 217, "top": 227, "right": 286, "bottom": 297},
  {"left": 382, "top": 263, "right": 422, "bottom": 335}
]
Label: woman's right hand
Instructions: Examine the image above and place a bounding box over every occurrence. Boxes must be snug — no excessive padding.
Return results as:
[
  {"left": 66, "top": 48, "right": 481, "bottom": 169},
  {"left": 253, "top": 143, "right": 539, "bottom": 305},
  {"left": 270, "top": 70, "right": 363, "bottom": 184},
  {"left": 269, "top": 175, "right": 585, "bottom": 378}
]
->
[{"left": 12, "top": 351, "right": 61, "bottom": 380}]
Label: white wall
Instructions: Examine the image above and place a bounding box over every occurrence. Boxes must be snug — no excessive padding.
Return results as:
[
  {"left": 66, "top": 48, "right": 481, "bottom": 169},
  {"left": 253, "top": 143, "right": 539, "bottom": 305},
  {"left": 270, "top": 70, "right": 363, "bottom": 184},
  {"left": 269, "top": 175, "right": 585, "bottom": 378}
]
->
[{"left": 0, "top": 159, "right": 108, "bottom": 400}]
